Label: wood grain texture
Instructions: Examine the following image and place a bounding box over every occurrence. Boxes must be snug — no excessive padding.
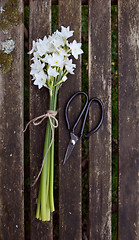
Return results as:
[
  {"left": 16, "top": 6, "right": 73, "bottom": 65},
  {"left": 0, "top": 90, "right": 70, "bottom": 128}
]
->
[
  {"left": 58, "top": 1, "right": 82, "bottom": 239},
  {"left": 29, "top": 0, "right": 53, "bottom": 239},
  {"left": 0, "top": 0, "right": 24, "bottom": 239},
  {"left": 88, "top": 0, "right": 112, "bottom": 239},
  {"left": 52, "top": 0, "right": 117, "bottom": 5},
  {"left": 118, "top": 0, "right": 139, "bottom": 239}
]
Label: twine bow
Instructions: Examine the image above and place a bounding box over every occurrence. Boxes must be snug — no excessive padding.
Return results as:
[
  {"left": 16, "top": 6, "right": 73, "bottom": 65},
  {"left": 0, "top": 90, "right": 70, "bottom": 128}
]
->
[{"left": 23, "top": 110, "right": 58, "bottom": 187}]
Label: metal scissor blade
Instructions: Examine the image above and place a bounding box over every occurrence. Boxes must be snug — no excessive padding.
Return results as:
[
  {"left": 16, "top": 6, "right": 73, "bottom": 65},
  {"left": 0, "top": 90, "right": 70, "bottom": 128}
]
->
[
  {"left": 63, "top": 133, "right": 78, "bottom": 165},
  {"left": 63, "top": 142, "right": 76, "bottom": 165}
]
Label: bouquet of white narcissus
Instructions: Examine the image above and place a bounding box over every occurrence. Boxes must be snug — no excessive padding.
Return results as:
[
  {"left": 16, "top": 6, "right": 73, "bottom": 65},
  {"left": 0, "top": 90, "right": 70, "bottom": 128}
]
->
[{"left": 29, "top": 26, "right": 83, "bottom": 221}]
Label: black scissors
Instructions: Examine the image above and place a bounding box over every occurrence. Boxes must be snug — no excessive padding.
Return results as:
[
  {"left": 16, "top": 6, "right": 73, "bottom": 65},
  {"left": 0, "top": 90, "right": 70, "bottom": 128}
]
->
[{"left": 63, "top": 91, "right": 104, "bottom": 165}]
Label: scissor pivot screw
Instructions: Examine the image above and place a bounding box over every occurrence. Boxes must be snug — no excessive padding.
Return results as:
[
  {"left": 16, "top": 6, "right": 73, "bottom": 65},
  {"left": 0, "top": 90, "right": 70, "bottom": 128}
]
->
[{"left": 71, "top": 139, "right": 76, "bottom": 145}]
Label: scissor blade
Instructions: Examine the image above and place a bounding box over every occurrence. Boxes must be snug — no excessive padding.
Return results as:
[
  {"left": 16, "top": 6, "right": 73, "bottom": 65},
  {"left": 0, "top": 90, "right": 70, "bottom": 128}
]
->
[
  {"left": 63, "top": 133, "right": 79, "bottom": 165},
  {"left": 63, "top": 142, "right": 76, "bottom": 165}
]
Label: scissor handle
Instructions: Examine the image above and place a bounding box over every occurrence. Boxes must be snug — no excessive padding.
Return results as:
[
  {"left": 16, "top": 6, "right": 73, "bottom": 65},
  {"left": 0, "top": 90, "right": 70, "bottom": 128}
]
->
[
  {"left": 65, "top": 91, "right": 88, "bottom": 133},
  {"left": 80, "top": 97, "right": 104, "bottom": 138}
]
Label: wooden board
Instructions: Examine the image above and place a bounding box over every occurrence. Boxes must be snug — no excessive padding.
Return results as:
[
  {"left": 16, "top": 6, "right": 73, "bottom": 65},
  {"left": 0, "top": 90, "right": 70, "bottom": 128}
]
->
[
  {"left": 88, "top": 0, "right": 112, "bottom": 239},
  {"left": 52, "top": 0, "right": 117, "bottom": 5},
  {"left": 118, "top": 0, "right": 139, "bottom": 239},
  {"left": 0, "top": 0, "right": 24, "bottom": 239},
  {"left": 29, "top": 0, "right": 53, "bottom": 239},
  {"left": 58, "top": 0, "right": 82, "bottom": 239}
]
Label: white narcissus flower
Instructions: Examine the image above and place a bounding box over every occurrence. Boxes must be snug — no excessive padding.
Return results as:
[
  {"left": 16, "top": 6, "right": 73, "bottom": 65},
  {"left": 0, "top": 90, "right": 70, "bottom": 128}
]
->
[
  {"left": 36, "top": 36, "right": 56, "bottom": 56},
  {"left": 59, "top": 26, "right": 74, "bottom": 39},
  {"left": 29, "top": 27, "right": 83, "bottom": 90},
  {"left": 31, "top": 51, "right": 39, "bottom": 61},
  {"left": 41, "top": 53, "right": 50, "bottom": 63},
  {"left": 65, "top": 59, "right": 76, "bottom": 74},
  {"left": 47, "top": 53, "right": 64, "bottom": 68},
  {"left": 34, "top": 71, "right": 47, "bottom": 89},
  {"left": 51, "top": 31, "right": 65, "bottom": 48},
  {"left": 46, "top": 35, "right": 57, "bottom": 53},
  {"left": 36, "top": 38, "right": 48, "bottom": 56},
  {"left": 28, "top": 40, "right": 37, "bottom": 54},
  {"left": 57, "top": 47, "right": 70, "bottom": 57},
  {"left": 30, "top": 59, "right": 45, "bottom": 76},
  {"left": 68, "top": 40, "right": 83, "bottom": 59},
  {"left": 48, "top": 67, "right": 59, "bottom": 77}
]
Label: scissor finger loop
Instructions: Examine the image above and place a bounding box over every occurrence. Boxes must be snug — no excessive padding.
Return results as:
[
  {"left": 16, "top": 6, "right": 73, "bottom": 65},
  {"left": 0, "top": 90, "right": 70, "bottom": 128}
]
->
[
  {"left": 83, "top": 97, "right": 104, "bottom": 138},
  {"left": 65, "top": 91, "right": 88, "bottom": 132}
]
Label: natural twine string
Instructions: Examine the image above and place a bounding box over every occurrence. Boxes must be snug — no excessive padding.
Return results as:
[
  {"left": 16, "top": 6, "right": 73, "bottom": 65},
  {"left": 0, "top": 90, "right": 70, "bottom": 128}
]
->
[{"left": 23, "top": 110, "right": 58, "bottom": 187}]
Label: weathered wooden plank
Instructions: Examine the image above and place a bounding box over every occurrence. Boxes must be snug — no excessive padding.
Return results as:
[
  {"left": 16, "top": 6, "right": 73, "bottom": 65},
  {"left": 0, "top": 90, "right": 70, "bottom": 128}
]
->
[
  {"left": 58, "top": 0, "right": 82, "bottom": 239},
  {"left": 88, "top": 0, "right": 112, "bottom": 239},
  {"left": 29, "top": 1, "right": 53, "bottom": 239},
  {"left": 118, "top": 1, "right": 139, "bottom": 239},
  {"left": 52, "top": 0, "right": 117, "bottom": 5},
  {"left": 0, "top": 0, "right": 24, "bottom": 239}
]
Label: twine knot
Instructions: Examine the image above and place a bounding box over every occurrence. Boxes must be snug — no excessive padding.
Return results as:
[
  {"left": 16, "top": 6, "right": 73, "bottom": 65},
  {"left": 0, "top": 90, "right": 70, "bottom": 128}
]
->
[{"left": 23, "top": 110, "right": 58, "bottom": 133}]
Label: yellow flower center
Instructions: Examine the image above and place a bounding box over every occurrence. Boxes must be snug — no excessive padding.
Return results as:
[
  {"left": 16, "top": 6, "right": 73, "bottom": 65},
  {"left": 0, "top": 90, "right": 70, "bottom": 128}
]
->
[
  {"left": 41, "top": 78, "right": 43, "bottom": 81},
  {"left": 55, "top": 61, "right": 58, "bottom": 63}
]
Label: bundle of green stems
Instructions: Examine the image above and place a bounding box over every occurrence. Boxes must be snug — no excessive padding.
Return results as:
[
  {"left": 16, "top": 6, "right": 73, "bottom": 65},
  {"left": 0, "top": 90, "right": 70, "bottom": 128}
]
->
[{"left": 36, "top": 83, "right": 59, "bottom": 221}]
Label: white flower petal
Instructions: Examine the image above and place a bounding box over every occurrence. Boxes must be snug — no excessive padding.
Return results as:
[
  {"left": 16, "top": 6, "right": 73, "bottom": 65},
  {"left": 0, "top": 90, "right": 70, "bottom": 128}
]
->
[
  {"left": 33, "top": 71, "right": 47, "bottom": 89},
  {"left": 28, "top": 40, "right": 37, "bottom": 54},
  {"left": 47, "top": 53, "right": 64, "bottom": 68},
  {"left": 60, "top": 26, "right": 74, "bottom": 39},
  {"left": 65, "top": 58, "right": 76, "bottom": 74},
  {"left": 48, "top": 67, "right": 59, "bottom": 77},
  {"left": 69, "top": 40, "right": 83, "bottom": 59},
  {"left": 30, "top": 59, "right": 45, "bottom": 75}
]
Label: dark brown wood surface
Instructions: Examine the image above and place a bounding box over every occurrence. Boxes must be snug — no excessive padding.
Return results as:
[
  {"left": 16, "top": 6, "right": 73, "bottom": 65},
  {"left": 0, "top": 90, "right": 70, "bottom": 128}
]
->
[
  {"left": 0, "top": 0, "right": 24, "bottom": 239},
  {"left": 118, "top": 0, "right": 139, "bottom": 239},
  {"left": 88, "top": 0, "right": 112, "bottom": 239},
  {"left": 52, "top": 0, "right": 117, "bottom": 5},
  {"left": 58, "top": 0, "right": 82, "bottom": 239},
  {"left": 29, "top": 0, "right": 53, "bottom": 239}
]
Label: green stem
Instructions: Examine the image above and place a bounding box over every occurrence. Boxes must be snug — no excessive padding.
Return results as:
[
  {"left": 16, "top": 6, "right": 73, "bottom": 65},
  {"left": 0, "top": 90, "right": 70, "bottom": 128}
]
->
[
  {"left": 49, "top": 86, "right": 58, "bottom": 212},
  {"left": 36, "top": 85, "right": 58, "bottom": 221},
  {"left": 40, "top": 121, "right": 51, "bottom": 221},
  {"left": 49, "top": 135, "right": 55, "bottom": 212}
]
